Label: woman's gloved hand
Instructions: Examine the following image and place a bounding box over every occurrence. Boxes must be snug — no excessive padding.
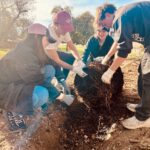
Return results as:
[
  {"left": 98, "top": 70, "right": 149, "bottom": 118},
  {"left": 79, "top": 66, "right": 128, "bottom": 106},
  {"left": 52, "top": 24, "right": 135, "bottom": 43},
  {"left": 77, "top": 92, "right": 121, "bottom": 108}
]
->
[
  {"left": 101, "top": 68, "right": 115, "bottom": 84},
  {"left": 76, "top": 60, "right": 86, "bottom": 68},
  {"left": 72, "top": 65, "right": 87, "bottom": 77},
  {"left": 56, "top": 93, "right": 74, "bottom": 106}
]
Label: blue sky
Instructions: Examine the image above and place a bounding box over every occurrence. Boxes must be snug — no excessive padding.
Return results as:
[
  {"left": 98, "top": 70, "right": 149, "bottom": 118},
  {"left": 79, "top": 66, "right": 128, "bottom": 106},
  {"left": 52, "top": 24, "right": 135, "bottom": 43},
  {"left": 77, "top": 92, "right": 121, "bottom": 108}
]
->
[{"left": 33, "top": 0, "right": 145, "bottom": 26}]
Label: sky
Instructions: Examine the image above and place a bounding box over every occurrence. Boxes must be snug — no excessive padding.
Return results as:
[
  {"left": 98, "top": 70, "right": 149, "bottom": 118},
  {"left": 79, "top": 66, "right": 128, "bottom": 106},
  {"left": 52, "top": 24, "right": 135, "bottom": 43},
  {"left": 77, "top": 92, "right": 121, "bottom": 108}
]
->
[{"left": 32, "top": 0, "right": 145, "bottom": 26}]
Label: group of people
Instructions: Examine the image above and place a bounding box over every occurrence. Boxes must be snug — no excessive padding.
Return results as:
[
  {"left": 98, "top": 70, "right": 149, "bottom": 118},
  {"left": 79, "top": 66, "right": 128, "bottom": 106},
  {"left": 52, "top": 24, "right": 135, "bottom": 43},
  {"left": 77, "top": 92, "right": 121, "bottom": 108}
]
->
[{"left": 0, "top": 1, "right": 150, "bottom": 131}]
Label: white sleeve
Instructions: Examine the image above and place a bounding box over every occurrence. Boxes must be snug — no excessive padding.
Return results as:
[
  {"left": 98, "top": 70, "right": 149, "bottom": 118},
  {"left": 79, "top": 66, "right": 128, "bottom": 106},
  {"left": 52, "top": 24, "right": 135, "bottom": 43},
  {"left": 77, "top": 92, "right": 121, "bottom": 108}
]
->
[
  {"left": 63, "top": 32, "right": 72, "bottom": 42},
  {"left": 45, "top": 42, "right": 58, "bottom": 50}
]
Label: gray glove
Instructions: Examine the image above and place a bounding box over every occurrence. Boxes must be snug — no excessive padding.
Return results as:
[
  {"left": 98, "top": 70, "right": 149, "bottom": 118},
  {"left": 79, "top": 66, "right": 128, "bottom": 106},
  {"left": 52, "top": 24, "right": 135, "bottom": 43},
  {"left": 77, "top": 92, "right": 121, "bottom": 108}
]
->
[
  {"left": 59, "top": 79, "right": 71, "bottom": 95},
  {"left": 57, "top": 93, "right": 74, "bottom": 106}
]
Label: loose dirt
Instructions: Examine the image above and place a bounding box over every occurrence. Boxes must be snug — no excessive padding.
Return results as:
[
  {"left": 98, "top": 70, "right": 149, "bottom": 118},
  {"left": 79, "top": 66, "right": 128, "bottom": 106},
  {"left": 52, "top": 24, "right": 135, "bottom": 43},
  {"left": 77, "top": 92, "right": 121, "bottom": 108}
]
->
[{"left": 1, "top": 59, "right": 150, "bottom": 150}]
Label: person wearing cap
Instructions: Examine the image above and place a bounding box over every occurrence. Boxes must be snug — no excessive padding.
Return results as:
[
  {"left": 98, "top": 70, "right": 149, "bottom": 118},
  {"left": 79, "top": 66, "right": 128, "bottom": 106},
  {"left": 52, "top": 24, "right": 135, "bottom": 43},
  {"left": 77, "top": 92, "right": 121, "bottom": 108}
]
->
[
  {"left": 0, "top": 23, "right": 84, "bottom": 131},
  {"left": 97, "top": 2, "right": 150, "bottom": 129},
  {"left": 45, "top": 10, "right": 87, "bottom": 84},
  {"left": 82, "top": 24, "right": 114, "bottom": 64}
]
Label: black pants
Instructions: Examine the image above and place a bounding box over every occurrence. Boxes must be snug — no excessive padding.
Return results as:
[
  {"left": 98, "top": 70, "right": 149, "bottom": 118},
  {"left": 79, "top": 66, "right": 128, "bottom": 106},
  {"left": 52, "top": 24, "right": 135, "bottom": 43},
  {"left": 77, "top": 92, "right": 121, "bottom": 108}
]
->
[
  {"left": 55, "top": 51, "right": 75, "bottom": 81},
  {"left": 135, "top": 50, "right": 150, "bottom": 121},
  {"left": 137, "top": 64, "right": 142, "bottom": 98}
]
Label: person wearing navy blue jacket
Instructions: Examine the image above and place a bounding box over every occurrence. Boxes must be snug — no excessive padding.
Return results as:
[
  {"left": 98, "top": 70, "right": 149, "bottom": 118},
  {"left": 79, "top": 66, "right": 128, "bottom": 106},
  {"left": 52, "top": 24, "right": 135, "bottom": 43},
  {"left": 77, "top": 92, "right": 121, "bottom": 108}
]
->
[
  {"left": 82, "top": 27, "right": 114, "bottom": 64},
  {"left": 97, "top": 1, "right": 150, "bottom": 129}
]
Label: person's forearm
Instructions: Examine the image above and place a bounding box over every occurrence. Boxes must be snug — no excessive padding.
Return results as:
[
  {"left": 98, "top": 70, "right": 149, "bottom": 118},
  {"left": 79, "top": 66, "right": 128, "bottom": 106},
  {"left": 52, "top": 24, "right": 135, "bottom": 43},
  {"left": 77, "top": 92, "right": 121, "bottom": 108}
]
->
[
  {"left": 67, "top": 41, "right": 81, "bottom": 60},
  {"left": 70, "top": 46, "right": 81, "bottom": 60},
  {"left": 56, "top": 59, "right": 73, "bottom": 70},
  {"left": 106, "top": 42, "right": 118, "bottom": 58},
  {"left": 110, "top": 55, "right": 126, "bottom": 71},
  {"left": 101, "top": 42, "right": 118, "bottom": 65},
  {"left": 45, "top": 49, "right": 73, "bottom": 70}
]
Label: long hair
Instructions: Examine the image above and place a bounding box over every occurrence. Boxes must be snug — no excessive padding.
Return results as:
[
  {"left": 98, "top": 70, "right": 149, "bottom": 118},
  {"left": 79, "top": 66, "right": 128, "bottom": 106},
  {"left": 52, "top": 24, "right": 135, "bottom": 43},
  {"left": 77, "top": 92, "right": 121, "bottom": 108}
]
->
[{"left": 22, "top": 34, "right": 48, "bottom": 66}]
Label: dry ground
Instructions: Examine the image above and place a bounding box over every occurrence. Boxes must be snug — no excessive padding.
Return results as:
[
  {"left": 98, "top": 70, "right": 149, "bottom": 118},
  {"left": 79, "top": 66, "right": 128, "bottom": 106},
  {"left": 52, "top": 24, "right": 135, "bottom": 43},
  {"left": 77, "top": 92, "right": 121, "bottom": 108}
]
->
[{"left": 1, "top": 58, "right": 150, "bottom": 150}]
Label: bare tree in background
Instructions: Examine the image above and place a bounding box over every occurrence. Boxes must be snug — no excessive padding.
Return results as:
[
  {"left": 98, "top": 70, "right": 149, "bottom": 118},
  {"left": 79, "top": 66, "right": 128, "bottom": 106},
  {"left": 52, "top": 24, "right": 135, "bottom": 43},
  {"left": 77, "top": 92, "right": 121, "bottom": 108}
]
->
[
  {"left": 72, "top": 11, "right": 94, "bottom": 44},
  {"left": 0, "top": 0, "right": 35, "bottom": 47}
]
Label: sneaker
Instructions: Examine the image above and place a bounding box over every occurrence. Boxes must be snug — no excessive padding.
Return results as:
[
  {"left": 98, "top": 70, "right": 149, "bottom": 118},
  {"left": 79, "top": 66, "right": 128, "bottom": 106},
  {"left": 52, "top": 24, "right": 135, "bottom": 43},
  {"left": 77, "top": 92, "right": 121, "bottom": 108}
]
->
[
  {"left": 6, "top": 111, "right": 27, "bottom": 131},
  {"left": 122, "top": 116, "right": 150, "bottom": 129},
  {"left": 126, "top": 103, "right": 138, "bottom": 112}
]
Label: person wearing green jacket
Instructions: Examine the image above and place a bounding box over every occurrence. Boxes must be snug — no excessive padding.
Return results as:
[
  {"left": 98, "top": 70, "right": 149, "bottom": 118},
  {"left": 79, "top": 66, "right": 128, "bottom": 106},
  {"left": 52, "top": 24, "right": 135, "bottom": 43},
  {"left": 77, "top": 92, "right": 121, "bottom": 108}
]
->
[{"left": 82, "top": 27, "right": 114, "bottom": 64}]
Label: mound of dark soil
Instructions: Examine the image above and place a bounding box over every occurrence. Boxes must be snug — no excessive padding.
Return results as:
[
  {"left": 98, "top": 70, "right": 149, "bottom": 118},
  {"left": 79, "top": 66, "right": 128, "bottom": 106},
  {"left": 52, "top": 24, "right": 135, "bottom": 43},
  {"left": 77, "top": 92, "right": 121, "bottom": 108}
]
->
[
  {"left": 74, "top": 61, "right": 124, "bottom": 108},
  {"left": 61, "top": 97, "right": 132, "bottom": 150}
]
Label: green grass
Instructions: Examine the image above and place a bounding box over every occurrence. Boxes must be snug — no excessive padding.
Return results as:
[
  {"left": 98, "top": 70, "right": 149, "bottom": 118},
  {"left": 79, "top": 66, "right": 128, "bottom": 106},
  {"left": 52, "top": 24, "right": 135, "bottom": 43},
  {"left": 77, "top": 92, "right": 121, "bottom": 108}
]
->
[
  {"left": 59, "top": 42, "right": 144, "bottom": 59},
  {"left": 0, "top": 49, "right": 7, "bottom": 58},
  {"left": 58, "top": 43, "right": 85, "bottom": 56},
  {"left": 0, "top": 42, "right": 144, "bottom": 59}
]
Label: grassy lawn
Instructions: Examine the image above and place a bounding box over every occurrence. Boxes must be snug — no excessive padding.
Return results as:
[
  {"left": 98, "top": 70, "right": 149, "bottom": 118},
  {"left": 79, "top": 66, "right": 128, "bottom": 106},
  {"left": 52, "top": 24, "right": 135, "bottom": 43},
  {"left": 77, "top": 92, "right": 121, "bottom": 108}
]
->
[
  {"left": 0, "top": 42, "right": 144, "bottom": 59},
  {"left": 58, "top": 43, "right": 85, "bottom": 56},
  {"left": 0, "top": 49, "right": 7, "bottom": 58}
]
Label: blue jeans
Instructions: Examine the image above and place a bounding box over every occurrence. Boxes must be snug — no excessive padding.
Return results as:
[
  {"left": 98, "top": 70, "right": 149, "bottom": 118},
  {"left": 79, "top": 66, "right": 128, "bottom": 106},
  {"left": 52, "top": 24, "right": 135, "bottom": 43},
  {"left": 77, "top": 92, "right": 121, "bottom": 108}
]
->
[
  {"left": 32, "top": 85, "right": 49, "bottom": 109},
  {"left": 43, "top": 65, "right": 60, "bottom": 102},
  {"left": 56, "top": 51, "right": 75, "bottom": 80},
  {"left": 32, "top": 65, "right": 60, "bottom": 109}
]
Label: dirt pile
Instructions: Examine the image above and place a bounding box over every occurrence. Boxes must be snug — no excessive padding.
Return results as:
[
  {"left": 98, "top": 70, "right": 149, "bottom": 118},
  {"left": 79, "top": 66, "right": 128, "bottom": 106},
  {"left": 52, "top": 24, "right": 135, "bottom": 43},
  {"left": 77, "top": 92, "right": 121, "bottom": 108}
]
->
[
  {"left": 60, "top": 97, "right": 132, "bottom": 150},
  {"left": 57, "top": 62, "right": 128, "bottom": 149},
  {"left": 74, "top": 61, "right": 124, "bottom": 108},
  {"left": 0, "top": 60, "right": 143, "bottom": 150}
]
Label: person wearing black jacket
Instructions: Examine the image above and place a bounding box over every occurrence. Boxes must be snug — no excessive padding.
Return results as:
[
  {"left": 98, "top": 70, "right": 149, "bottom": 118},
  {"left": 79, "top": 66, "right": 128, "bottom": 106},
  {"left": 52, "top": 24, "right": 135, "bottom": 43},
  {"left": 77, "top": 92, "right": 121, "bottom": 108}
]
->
[{"left": 97, "top": 1, "right": 150, "bottom": 129}]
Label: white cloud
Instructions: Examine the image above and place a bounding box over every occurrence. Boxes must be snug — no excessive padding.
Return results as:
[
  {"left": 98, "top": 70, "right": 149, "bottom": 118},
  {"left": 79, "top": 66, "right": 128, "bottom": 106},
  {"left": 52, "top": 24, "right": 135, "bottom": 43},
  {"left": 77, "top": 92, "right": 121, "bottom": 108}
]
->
[
  {"left": 32, "top": 0, "right": 98, "bottom": 25},
  {"left": 33, "top": 0, "right": 72, "bottom": 24},
  {"left": 63, "top": 0, "right": 72, "bottom": 6},
  {"left": 32, "top": 0, "right": 142, "bottom": 26}
]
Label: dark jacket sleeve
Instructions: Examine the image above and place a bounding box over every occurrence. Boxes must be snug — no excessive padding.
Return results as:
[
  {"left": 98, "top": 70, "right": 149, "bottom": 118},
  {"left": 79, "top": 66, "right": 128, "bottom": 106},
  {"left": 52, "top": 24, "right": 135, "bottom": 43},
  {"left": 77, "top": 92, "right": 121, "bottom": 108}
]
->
[
  {"left": 105, "top": 35, "right": 114, "bottom": 52},
  {"left": 82, "top": 37, "right": 93, "bottom": 63},
  {"left": 113, "top": 17, "right": 133, "bottom": 58}
]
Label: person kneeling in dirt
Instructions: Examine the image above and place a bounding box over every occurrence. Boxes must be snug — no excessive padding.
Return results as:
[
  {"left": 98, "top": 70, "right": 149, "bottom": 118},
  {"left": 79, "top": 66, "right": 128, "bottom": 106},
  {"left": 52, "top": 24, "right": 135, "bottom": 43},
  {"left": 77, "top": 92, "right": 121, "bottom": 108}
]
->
[
  {"left": 97, "top": 2, "right": 150, "bottom": 129},
  {"left": 0, "top": 23, "right": 86, "bottom": 131},
  {"left": 82, "top": 24, "right": 114, "bottom": 64}
]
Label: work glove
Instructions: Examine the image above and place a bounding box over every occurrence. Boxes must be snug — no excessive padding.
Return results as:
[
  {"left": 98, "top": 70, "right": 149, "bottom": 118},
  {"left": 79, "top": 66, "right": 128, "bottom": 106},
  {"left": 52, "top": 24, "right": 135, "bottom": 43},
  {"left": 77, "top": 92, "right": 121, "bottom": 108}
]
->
[
  {"left": 94, "top": 56, "right": 104, "bottom": 62},
  {"left": 72, "top": 66, "right": 87, "bottom": 77},
  {"left": 51, "top": 77, "right": 59, "bottom": 86},
  {"left": 59, "top": 79, "right": 71, "bottom": 95},
  {"left": 101, "top": 68, "right": 115, "bottom": 84},
  {"left": 76, "top": 60, "right": 86, "bottom": 68},
  {"left": 101, "top": 55, "right": 111, "bottom": 65},
  {"left": 51, "top": 77, "right": 70, "bottom": 94},
  {"left": 57, "top": 93, "right": 74, "bottom": 106}
]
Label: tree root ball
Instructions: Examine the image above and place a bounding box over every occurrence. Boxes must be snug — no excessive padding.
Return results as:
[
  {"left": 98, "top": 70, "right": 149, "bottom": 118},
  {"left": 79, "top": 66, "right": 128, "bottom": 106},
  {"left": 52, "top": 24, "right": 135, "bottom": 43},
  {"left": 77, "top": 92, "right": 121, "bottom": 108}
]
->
[{"left": 74, "top": 61, "right": 124, "bottom": 107}]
